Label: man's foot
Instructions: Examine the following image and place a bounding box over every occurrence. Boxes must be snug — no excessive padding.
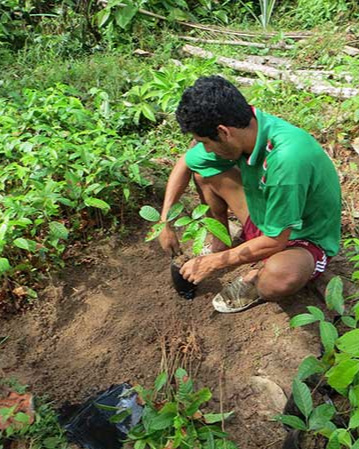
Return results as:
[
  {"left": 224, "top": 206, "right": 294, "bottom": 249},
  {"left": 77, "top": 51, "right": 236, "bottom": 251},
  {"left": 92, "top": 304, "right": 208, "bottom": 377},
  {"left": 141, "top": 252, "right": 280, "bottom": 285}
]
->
[{"left": 212, "top": 276, "right": 264, "bottom": 313}]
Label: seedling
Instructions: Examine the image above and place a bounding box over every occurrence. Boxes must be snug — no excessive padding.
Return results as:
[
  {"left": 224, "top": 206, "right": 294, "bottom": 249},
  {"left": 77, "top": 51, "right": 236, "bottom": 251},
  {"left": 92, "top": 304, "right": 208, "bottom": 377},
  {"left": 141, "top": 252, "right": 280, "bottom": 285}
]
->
[
  {"left": 139, "top": 203, "right": 232, "bottom": 256},
  {"left": 124, "top": 368, "right": 237, "bottom": 449}
]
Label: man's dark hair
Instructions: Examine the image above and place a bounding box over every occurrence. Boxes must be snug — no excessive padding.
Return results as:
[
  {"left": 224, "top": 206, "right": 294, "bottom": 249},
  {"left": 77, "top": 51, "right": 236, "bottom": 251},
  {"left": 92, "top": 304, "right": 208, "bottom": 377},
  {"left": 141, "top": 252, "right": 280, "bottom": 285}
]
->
[{"left": 176, "top": 76, "right": 254, "bottom": 140}]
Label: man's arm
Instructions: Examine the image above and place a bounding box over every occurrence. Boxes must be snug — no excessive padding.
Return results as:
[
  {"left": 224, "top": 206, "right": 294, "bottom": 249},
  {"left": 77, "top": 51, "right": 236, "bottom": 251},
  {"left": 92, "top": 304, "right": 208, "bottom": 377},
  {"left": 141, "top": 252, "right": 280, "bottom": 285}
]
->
[
  {"left": 159, "top": 155, "right": 192, "bottom": 256},
  {"left": 180, "top": 229, "right": 291, "bottom": 283}
]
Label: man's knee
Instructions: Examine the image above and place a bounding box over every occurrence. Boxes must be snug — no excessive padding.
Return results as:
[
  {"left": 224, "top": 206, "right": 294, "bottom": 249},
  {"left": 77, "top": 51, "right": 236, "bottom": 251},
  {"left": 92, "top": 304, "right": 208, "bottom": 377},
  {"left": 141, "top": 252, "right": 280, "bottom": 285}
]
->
[{"left": 256, "top": 262, "right": 307, "bottom": 301}]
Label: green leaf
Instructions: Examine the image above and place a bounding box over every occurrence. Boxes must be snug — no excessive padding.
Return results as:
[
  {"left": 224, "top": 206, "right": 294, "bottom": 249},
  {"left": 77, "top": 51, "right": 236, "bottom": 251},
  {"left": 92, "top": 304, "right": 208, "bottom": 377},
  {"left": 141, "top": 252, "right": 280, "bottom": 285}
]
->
[
  {"left": 327, "top": 359, "right": 359, "bottom": 391},
  {"left": 95, "top": 403, "right": 119, "bottom": 412},
  {"left": 13, "top": 238, "right": 37, "bottom": 252},
  {"left": 325, "top": 276, "right": 344, "bottom": 315},
  {"left": 115, "top": 4, "right": 138, "bottom": 29},
  {"left": 292, "top": 378, "right": 313, "bottom": 419},
  {"left": 337, "top": 329, "right": 359, "bottom": 356},
  {"left": 145, "top": 223, "right": 165, "bottom": 242},
  {"left": 203, "top": 412, "right": 234, "bottom": 423},
  {"left": 154, "top": 372, "right": 167, "bottom": 392},
  {"left": 297, "top": 355, "right": 325, "bottom": 381},
  {"left": 0, "top": 258, "right": 11, "bottom": 274},
  {"left": 320, "top": 321, "right": 338, "bottom": 353},
  {"left": 97, "top": 8, "right": 111, "bottom": 27},
  {"left": 141, "top": 103, "right": 156, "bottom": 122},
  {"left": 14, "top": 412, "right": 30, "bottom": 424},
  {"left": 139, "top": 205, "right": 161, "bottom": 222},
  {"left": 109, "top": 409, "right": 132, "bottom": 423},
  {"left": 166, "top": 203, "right": 184, "bottom": 222},
  {"left": 178, "top": 379, "right": 194, "bottom": 400},
  {"left": 134, "top": 440, "right": 146, "bottom": 449},
  {"left": 202, "top": 217, "right": 231, "bottom": 247},
  {"left": 308, "top": 404, "right": 336, "bottom": 430},
  {"left": 175, "top": 367, "right": 188, "bottom": 379},
  {"left": 341, "top": 316, "right": 357, "bottom": 329},
  {"left": 274, "top": 414, "right": 307, "bottom": 430},
  {"left": 192, "top": 227, "right": 207, "bottom": 255},
  {"left": 49, "top": 221, "right": 69, "bottom": 240},
  {"left": 84, "top": 197, "right": 111, "bottom": 213},
  {"left": 351, "top": 439, "right": 359, "bottom": 449},
  {"left": 327, "top": 433, "right": 340, "bottom": 449},
  {"left": 174, "top": 216, "right": 193, "bottom": 227},
  {"left": 349, "top": 410, "right": 359, "bottom": 429},
  {"left": 307, "top": 306, "right": 325, "bottom": 321},
  {"left": 150, "top": 411, "right": 176, "bottom": 430},
  {"left": 191, "top": 204, "right": 209, "bottom": 220},
  {"left": 290, "top": 313, "right": 318, "bottom": 328}
]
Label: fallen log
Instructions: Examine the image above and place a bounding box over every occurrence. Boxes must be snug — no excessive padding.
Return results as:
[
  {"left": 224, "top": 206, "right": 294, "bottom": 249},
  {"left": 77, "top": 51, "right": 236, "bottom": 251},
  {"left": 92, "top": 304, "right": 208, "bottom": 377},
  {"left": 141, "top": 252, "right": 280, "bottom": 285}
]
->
[
  {"left": 182, "top": 44, "right": 359, "bottom": 99},
  {"left": 177, "top": 35, "right": 294, "bottom": 50}
]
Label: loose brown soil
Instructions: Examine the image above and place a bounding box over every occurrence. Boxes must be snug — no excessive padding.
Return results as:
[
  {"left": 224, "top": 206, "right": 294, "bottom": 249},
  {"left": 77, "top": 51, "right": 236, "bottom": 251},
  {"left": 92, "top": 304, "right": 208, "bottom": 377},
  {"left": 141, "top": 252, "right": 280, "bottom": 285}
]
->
[{"left": 0, "top": 227, "right": 342, "bottom": 449}]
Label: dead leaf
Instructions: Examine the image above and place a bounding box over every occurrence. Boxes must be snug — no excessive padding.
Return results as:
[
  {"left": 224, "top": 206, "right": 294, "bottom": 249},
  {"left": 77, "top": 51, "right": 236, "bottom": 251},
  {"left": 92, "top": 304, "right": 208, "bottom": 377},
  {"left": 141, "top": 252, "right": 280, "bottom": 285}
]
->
[
  {"left": 352, "top": 137, "right": 359, "bottom": 156},
  {"left": 12, "top": 286, "right": 28, "bottom": 297}
]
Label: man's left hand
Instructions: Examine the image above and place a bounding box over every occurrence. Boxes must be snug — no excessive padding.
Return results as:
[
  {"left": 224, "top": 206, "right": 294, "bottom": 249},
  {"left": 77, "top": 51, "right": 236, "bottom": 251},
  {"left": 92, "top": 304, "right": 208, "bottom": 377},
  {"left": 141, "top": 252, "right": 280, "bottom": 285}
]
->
[{"left": 180, "top": 254, "right": 218, "bottom": 284}]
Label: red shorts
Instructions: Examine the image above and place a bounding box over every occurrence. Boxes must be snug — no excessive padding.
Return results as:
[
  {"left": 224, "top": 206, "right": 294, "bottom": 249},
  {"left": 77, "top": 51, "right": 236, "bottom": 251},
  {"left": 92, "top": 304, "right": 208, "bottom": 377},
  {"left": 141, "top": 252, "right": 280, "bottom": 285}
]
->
[{"left": 241, "top": 217, "right": 330, "bottom": 280}]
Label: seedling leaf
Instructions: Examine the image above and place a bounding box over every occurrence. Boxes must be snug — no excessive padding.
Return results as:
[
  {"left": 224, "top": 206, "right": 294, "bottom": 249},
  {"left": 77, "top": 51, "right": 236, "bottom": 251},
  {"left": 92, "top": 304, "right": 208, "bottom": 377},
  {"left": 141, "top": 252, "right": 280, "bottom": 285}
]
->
[
  {"left": 202, "top": 217, "right": 231, "bottom": 247},
  {"left": 325, "top": 276, "right": 344, "bottom": 315},
  {"left": 203, "top": 412, "right": 234, "bottom": 423},
  {"left": 308, "top": 404, "right": 336, "bottom": 430},
  {"left": 191, "top": 204, "right": 209, "bottom": 220},
  {"left": 341, "top": 316, "right": 357, "bottom": 329},
  {"left": 154, "top": 372, "right": 168, "bottom": 392},
  {"left": 319, "top": 321, "right": 338, "bottom": 353},
  {"left": 292, "top": 378, "right": 313, "bottom": 419},
  {"left": 84, "top": 197, "right": 111, "bottom": 213},
  {"left": 193, "top": 227, "right": 207, "bottom": 255},
  {"left": 297, "top": 355, "right": 325, "bottom": 381},
  {"left": 349, "top": 410, "right": 359, "bottom": 429},
  {"left": 166, "top": 203, "right": 184, "bottom": 222},
  {"left": 307, "top": 306, "right": 325, "bottom": 321},
  {"left": 337, "top": 329, "right": 359, "bottom": 356},
  {"left": 49, "top": 221, "right": 69, "bottom": 240},
  {"left": 290, "top": 313, "right": 318, "bottom": 328},
  {"left": 274, "top": 414, "right": 307, "bottom": 430},
  {"left": 139, "top": 205, "right": 161, "bottom": 222},
  {"left": 327, "top": 359, "right": 359, "bottom": 391},
  {"left": 145, "top": 223, "right": 166, "bottom": 241},
  {"left": 0, "top": 258, "right": 11, "bottom": 274},
  {"left": 174, "top": 216, "right": 193, "bottom": 227}
]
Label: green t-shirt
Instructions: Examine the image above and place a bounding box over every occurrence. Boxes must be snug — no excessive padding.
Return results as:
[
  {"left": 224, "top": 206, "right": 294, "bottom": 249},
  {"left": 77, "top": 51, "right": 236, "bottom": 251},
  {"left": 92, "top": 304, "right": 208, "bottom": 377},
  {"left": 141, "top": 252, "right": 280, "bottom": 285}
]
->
[{"left": 185, "top": 108, "right": 341, "bottom": 256}]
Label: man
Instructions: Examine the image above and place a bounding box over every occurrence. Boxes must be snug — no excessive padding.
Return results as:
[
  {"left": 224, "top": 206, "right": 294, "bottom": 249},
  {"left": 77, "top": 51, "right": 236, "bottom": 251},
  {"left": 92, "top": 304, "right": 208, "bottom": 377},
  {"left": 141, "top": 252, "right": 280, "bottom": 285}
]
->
[{"left": 159, "top": 76, "right": 341, "bottom": 313}]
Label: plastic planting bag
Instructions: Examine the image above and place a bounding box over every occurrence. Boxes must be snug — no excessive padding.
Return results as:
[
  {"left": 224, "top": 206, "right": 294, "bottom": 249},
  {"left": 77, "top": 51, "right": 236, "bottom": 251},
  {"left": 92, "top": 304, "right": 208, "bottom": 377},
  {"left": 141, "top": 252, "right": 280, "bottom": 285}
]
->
[{"left": 64, "top": 384, "right": 143, "bottom": 449}]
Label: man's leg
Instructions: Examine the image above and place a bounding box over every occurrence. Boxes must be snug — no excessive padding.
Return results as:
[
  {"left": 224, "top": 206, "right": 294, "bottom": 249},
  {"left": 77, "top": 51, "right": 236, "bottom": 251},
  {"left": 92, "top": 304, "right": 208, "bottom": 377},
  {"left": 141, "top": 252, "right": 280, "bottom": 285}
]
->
[
  {"left": 193, "top": 168, "right": 248, "bottom": 251},
  {"left": 244, "top": 247, "right": 315, "bottom": 301}
]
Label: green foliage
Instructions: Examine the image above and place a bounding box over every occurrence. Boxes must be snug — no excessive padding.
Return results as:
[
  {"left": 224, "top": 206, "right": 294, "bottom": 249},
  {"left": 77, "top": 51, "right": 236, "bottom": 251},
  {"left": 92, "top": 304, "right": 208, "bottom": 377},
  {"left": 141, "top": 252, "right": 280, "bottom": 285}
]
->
[
  {"left": 0, "top": 82, "right": 162, "bottom": 301},
  {"left": 279, "top": 274, "right": 359, "bottom": 447},
  {"left": 126, "top": 368, "right": 237, "bottom": 449},
  {"left": 0, "top": 383, "right": 68, "bottom": 449},
  {"left": 140, "top": 203, "right": 231, "bottom": 255},
  {"left": 237, "top": 0, "right": 278, "bottom": 29},
  {"left": 344, "top": 238, "right": 359, "bottom": 283}
]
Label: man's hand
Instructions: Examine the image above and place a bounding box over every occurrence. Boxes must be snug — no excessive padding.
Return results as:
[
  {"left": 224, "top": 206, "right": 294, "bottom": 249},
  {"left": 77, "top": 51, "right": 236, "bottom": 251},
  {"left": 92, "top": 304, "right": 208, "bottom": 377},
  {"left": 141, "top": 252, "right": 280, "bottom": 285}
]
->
[
  {"left": 159, "top": 224, "right": 181, "bottom": 256},
  {"left": 180, "top": 254, "right": 219, "bottom": 284}
]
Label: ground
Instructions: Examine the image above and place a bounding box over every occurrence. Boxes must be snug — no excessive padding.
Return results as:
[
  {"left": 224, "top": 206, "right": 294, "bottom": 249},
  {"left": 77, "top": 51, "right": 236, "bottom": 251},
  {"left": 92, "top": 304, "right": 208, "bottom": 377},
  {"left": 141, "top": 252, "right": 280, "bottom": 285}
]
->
[{"left": 1, "top": 223, "right": 342, "bottom": 449}]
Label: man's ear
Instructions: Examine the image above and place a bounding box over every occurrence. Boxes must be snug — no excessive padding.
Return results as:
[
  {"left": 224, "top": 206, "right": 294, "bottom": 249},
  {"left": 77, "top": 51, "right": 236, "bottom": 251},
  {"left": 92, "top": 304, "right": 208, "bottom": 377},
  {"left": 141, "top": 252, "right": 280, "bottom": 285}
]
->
[{"left": 217, "top": 125, "right": 231, "bottom": 140}]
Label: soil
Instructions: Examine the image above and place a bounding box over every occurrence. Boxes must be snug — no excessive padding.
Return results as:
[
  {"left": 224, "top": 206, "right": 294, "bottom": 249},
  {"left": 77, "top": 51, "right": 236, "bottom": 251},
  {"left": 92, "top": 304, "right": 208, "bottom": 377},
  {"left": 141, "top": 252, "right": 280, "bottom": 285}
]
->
[{"left": 0, "top": 226, "right": 348, "bottom": 449}]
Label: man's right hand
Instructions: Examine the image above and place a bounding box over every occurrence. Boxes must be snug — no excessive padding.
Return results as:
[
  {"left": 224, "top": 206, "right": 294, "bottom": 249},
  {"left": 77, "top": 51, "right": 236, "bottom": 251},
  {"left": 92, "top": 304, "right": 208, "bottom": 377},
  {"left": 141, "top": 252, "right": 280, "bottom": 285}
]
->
[{"left": 159, "top": 224, "right": 181, "bottom": 256}]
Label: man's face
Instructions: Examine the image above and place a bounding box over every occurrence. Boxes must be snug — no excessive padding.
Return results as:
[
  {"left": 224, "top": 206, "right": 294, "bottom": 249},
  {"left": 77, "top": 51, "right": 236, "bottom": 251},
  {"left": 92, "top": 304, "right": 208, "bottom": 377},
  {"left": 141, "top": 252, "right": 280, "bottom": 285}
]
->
[{"left": 192, "top": 129, "right": 244, "bottom": 160}]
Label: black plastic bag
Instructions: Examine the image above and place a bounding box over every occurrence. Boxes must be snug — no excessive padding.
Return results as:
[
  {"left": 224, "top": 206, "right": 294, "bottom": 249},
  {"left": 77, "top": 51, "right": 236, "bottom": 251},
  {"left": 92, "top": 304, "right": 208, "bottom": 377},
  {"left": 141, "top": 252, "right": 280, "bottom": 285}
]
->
[{"left": 63, "top": 383, "right": 143, "bottom": 449}]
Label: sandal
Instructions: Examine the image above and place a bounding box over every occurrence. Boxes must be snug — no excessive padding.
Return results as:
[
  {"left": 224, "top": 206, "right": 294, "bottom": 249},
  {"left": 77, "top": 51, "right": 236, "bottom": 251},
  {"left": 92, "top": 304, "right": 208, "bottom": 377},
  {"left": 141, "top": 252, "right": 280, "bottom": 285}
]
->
[{"left": 212, "top": 276, "right": 264, "bottom": 313}]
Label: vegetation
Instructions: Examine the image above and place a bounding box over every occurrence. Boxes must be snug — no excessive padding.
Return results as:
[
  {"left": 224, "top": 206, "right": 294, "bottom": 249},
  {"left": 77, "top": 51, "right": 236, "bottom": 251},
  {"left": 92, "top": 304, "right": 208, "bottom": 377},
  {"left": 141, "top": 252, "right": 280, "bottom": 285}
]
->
[
  {"left": 126, "top": 368, "right": 236, "bottom": 449},
  {"left": 140, "top": 203, "right": 231, "bottom": 255},
  {"left": 275, "top": 275, "right": 359, "bottom": 448}
]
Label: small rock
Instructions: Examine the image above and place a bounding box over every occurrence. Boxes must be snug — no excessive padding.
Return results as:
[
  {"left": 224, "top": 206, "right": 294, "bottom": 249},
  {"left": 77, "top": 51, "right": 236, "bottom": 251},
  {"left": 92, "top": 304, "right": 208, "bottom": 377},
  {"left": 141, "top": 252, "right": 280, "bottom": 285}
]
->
[{"left": 249, "top": 376, "right": 287, "bottom": 417}]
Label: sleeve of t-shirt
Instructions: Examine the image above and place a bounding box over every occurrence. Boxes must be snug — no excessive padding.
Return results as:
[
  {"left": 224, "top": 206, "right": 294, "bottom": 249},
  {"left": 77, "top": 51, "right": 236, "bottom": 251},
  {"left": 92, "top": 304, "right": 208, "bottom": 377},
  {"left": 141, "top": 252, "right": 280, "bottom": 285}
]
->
[
  {"left": 261, "top": 153, "right": 310, "bottom": 237},
  {"left": 185, "top": 142, "right": 236, "bottom": 178}
]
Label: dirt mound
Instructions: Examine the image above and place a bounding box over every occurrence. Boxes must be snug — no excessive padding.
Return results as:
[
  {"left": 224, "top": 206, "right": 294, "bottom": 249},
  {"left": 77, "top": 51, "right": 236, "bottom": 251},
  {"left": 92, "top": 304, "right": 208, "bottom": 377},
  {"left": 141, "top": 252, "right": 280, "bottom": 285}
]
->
[{"left": 0, "top": 228, "right": 324, "bottom": 449}]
